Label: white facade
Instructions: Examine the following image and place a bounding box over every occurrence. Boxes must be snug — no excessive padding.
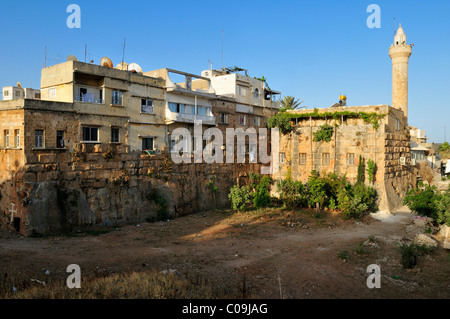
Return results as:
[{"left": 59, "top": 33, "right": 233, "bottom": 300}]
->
[{"left": 2, "top": 86, "right": 41, "bottom": 101}]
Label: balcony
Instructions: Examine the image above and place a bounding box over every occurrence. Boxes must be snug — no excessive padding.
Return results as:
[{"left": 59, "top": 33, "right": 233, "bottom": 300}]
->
[
  {"left": 74, "top": 95, "right": 104, "bottom": 104},
  {"left": 166, "top": 111, "right": 216, "bottom": 125}
]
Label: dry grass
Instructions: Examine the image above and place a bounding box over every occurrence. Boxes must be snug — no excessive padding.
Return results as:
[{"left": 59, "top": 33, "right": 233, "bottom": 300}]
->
[{"left": 1, "top": 270, "right": 247, "bottom": 299}]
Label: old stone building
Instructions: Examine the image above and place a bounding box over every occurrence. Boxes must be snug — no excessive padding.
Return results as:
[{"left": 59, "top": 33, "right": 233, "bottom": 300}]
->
[
  {"left": 276, "top": 25, "right": 415, "bottom": 212},
  {"left": 0, "top": 25, "right": 417, "bottom": 236},
  {"left": 0, "top": 57, "right": 280, "bottom": 236}
]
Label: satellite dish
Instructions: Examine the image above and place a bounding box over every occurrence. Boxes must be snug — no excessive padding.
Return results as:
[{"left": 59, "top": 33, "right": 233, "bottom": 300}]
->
[
  {"left": 115, "top": 62, "right": 128, "bottom": 71},
  {"left": 100, "top": 57, "right": 113, "bottom": 68},
  {"left": 128, "top": 63, "right": 143, "bottom": 74},
  {"left": 67, "top": 55, "right": 78, "bottom": 62},
  {"left": 16, "top": 82, "right": 22, "bottom": 89}
]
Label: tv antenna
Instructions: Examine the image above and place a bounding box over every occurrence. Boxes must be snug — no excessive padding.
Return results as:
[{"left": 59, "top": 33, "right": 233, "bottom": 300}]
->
[{"left": 122, "top": 36, "right": 126, "bottom": 66}]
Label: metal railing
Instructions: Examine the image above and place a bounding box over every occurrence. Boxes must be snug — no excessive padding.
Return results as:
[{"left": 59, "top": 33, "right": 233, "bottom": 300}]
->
[{"left": 74, "top": 96, "right": 104, "bottom": 104}]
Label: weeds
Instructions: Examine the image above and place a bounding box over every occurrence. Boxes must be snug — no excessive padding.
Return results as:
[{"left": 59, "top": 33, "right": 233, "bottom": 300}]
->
[
  {"left": 337, "top": 250, "right": 349, "bottom": 261},
  {"left": 355, "top": 241, "right": 367, "bottom": 255},
  {"left": 396, "top": 242, "right": 433, "bottom": 269}
]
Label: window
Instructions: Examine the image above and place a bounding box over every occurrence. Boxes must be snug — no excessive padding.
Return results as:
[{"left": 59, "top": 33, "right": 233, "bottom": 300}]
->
[
  {"left": 347, "top": 153, "right": 355, "bottom": 165},
  {"left": 35, "top": 130, "right": 44, "bottom": 148},
  {"left": 111, "top": 91, "right": 122, "bottom": 105},
  {"left": 79, "top": 88, "right": 88, "bottom": 101},
  {"left": 322, "top": 153, "right": 330, "bottom": 166},
  {"left": 197, "top": 106, "right": 209, "bottom": 116},
  {"left": 49, "top": 88, "right": 56, "bottom": 98},
  {"left": 82, "top": 127, "right": 99, "bottom": 142},
  {"left": 4, "top": 90, "right": 9, "bottom": 97},
  {"left": 14, "top": 130, "right": 20, "bottom": 148},
  {"left": 395, "top": 119, "right": 401, "bottom": 131},
  {"left": 253, "top": 116, "right": 261, "bottom": 126},
  {"left": 4, "top": 130, "right": 9, "bottom": 148},
  {"left": 253, "top": 88, "right": 260, "bottom": 99},
  {"left": 142, "top": 138, "right": 154, "bottom": 151},
  {"left": 15, "top": 90, "right": 21, "bottom": 98},
  {"left": 111, "top": 128, "right": 119, "bottom": 143},
  {"left": 141, "top": 99, "right": 153, "bottom": 113},
  {"left": 299, "top": 153, "right": 306, "bottom": 165},
  {"left": 57, "top": 131, "right": 65, "bottom": 148},
  {"left": 239, "top": 115, "right": 246, "bottom": 125},
  {"left": 169, "top": 102, "right": 185, "bottom": 114},
  {"left": 219, "top": 113, "right": 228, "bottom": 124},
  {"left": 237, "top": 85, "right": 247, "bottom": 96},
  {"left": 35, "top": 93, "right": 41, "bottom": 99},
  {"left": 280, "top": 152, "right": 285, "bottom": 164}
]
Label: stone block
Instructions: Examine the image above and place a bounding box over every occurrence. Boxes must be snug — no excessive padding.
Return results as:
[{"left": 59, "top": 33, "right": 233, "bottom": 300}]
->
[
  {"left": 444, "top": 239, "right": 450, "bottom": 250},
  {"left": 94, "top": 179, "right": 107, "bottom": 189},
  {"left": 38, "top": 154, "right": 57, "bottom": 164},
  {"left": 23, "top": 172, "right": 37, "bottom": 183}
]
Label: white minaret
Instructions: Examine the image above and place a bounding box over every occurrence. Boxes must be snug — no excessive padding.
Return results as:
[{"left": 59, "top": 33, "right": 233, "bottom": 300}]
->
[{"left": 389, "top": 24, "right": 412, "bottom": 119}]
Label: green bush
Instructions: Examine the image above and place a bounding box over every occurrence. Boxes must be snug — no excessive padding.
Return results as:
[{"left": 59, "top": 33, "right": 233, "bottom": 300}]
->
[
  {"left": 306, "top": 170, "right": 328, "bottom": 208},
  {"left": 228, "top": 185, "right": 253, "bottom": 211},
  {"left": 434, "top": 188, "right": 450, "bottom": 226},
  {"left": 337, "top": 250, "right": 349, "bottom": 260},
  {"left": 266, "top": 112, "right": 293, "bottom": 135},
  {"left": 367, "top": 159, "right": 376, "bottom": 184},
  {"left": 397, "top": 243, "right": 432, "bottom": 269},
  {"left": 277, "top": 177, "right": 306, "bottom": 208},
  {"left": 357, "top": 155, "right": 365, "bottom": 185},
  {"left": 403, "top": 186, "right": 437, "bottom": 217},
  {"left": 337, "top": 183, "right": 377, "bottom": 218},
  {"left": 254, "top": 176, "right": 272, "bottom": 209}
]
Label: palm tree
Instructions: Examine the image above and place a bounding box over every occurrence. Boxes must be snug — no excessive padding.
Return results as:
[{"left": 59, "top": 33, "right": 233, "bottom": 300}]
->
[{"left": 279, "top": 96, "right": 304, "bottom": 111}]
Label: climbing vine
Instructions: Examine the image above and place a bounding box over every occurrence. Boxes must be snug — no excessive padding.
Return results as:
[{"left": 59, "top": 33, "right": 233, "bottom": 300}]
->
[
  {"left": 267, "top": 110, "right": 387, "bottom": 133},
  {"left": 313, "top": 123, "right": 334, "bottom": 142}
]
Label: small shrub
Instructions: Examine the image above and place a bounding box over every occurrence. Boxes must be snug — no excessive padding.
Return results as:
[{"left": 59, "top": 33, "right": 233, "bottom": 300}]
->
[
  {"left": 403, "top": 186, "right": 437, "bottom": 217},
  {"left": 277, "top": 177, "right": 305, "bottom": 208},
  {"left": 434, "top": 188, "right": 450, "bottom": 226},
  {"left": 357, "top": 155, "right": 365, "bottom": 185},
  {"left": 253, "top": 176, "right": 272, "bottom": 209},
  {"left": 337, "top": 250, "right": 349, "bottom": 260},
  {"left": 397, "top": 243, "right": 418, "bottom": 269},
  {"left": 355, "top": 242, "right": 366, "bottom": 255},
  {"left": 397, "top": 243, "right": 432, "bottom": 269},
  {"left": 228, "top": 185, "right": 252, "bottom": 212},
  {"left": 306, "top": 171, "right": 327, "bottom": 209}
]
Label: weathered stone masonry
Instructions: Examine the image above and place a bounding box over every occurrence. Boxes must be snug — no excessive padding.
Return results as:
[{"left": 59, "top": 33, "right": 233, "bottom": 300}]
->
[
  {"left": 1, "top": 141, "right": 264, "bottom": 236},
  {"left": 277, "top": 105, "right": 416, "bottom": 212}
]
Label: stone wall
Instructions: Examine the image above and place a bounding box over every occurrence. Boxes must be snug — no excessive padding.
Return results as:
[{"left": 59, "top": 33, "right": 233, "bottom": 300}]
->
[
  {"left": 0, "top": 142, "right": 264, "bottom": 236},
  {"left": 277, "top": 105, "right": 415, "bottom": 212}
]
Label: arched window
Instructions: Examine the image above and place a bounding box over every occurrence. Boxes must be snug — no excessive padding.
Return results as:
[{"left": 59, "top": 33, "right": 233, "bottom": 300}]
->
[{"left": 253, "top": 88, "right": 260, "bottom": 99}]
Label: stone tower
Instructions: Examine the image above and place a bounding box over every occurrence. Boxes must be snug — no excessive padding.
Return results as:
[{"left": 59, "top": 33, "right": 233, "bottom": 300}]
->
[{"left": 389, "top": 24, "right": 412, "bottom": 119}]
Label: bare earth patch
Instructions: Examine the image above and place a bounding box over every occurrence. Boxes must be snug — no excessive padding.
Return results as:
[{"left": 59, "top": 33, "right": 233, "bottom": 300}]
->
[{"left": 0, "top": 206, "right": 449, "bottom": 299}]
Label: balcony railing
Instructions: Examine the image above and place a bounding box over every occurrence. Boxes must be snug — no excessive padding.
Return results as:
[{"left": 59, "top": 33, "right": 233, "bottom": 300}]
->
[
  {"left": 75, "top": 96, "right": 104, "bottom": 104},
  {"left": 166, "top": 111, "right": 216, "bottom": 125}
]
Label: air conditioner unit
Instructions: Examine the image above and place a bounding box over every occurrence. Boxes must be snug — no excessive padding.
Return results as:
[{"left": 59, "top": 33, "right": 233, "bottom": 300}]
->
[
  {"left": 400, "top": 157, "right": 406, "bottom": 166},
  {"left": 411, "top": 158, "right": 416, "bottom": 165}
]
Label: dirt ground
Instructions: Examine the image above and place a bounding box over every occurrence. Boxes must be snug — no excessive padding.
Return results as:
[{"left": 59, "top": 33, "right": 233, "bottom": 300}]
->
[{"left": 0, "top": 206, "right": 449, "bottom": 299}]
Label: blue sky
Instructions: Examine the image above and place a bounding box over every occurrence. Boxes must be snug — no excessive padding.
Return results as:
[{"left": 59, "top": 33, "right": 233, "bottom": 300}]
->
[{"left": 0, "top": 0, "right": 449, "bottom": 142}]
